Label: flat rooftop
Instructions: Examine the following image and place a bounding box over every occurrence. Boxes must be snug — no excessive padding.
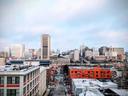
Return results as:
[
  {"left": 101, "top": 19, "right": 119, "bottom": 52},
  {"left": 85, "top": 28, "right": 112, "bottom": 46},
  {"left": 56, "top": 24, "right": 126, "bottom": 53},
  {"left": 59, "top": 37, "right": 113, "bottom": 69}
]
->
[
  {"left": 79, "top": 89, "right": 104, "bottom": 96},
  {"left": 72, "top": 79, "right": 117, "bottom": 89},
  {"left": 0, "top": 65, "right": 39, "bottom": 75},
  {"left": 69, "top": 66, "right": 111, "bottom": 70}
]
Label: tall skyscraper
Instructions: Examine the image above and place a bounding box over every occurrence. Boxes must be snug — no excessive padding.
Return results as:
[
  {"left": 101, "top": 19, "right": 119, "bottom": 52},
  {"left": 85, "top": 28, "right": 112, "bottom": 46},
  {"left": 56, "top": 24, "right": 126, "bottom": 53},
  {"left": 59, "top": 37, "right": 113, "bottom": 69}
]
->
[
  {"left": 10, "top": 44, "right": 25, "bottom": 59},
  {"left": 41, "top": 34, "right": 51, "bottom": 60}
]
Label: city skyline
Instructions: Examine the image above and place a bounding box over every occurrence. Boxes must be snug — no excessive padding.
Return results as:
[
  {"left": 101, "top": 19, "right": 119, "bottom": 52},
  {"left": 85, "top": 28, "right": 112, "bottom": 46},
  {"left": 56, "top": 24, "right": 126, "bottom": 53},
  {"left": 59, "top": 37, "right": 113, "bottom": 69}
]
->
[{"left": 0, "top": 0, "right": 128, "bottom": 51}]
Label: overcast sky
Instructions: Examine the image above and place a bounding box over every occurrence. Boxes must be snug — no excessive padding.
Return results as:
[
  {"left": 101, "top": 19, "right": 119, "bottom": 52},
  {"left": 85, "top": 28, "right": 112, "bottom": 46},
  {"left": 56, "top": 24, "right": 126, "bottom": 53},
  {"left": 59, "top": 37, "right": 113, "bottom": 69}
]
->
[{"left": 0, "top": 0, "right": 128, "bottom": 51}]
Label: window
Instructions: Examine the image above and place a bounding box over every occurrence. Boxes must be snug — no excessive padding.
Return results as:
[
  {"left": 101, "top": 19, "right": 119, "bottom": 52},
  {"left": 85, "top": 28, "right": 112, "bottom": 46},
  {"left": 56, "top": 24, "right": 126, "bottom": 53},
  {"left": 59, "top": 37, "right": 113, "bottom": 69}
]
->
[
  {"left": 27, "top": 74, "right": 29, "bottom": 81},
  {"left": 23, "top": 87, "right": 26, "bottom": 94},
  {"left": 15, "top": 77, "right": 19, "bottom": 84},
  {"left": 24, "top": 76, "right": 26, "bottom": 83},
  {"left": 7, "top": 89, "right": 16, "bottom": 96},
  {"left": 0, "top": 89, "right": 4, "bottom": 96},
  {"left": 7, "top": 77, "right": 12, "bottom": 84},
  {"left": 30, "top": 82, "right": 32, "bottom": 89},
  {"left": 27, "top": 84, "right": 29, "bottom": 91},
  {"left": 7, "top": 77, "right": 19, "bottom": 84},
  {"left": 0, "top": 77, "right": 4, "bottom": 84}
]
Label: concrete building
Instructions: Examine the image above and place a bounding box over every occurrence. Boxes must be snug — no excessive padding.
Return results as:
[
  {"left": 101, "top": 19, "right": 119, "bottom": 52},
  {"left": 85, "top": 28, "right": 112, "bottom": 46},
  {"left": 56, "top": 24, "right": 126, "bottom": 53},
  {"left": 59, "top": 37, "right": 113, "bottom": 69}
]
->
[
  {"left": 112, "top": 48, "right": 125, "bottom": 61},
  {"left": 0, "top": 65, "right": 40, "bottom": 96},
  {"left": 72, "top": 79, "right": 117, "bottom": 96},
  {"left": 4, "top": 47, "right": 11, "bottom": 57},
  {"left": 99, "top": 46, "right": 109, "bottom": 55},
  {"left": 0, "top": 58, "right": 6, "bottom": 66},
  {"left": 93, "top": 55, "right": 107, "bottom": 62},
  {"left": 0, "top": 52, "right": 8, "bottom": 58},
  {"left": 39, "top": 66, "right": 47, "bottom": 96},
  {"left": 69, "top": 52, "right": 74, "bottom": 62},
  {"left": 9, "top": 60, "right": 51, "bottom": 66},
  {"left": 10, "top": 44, "right": 25, "bottom": 59},
  {"left": 41, "top": 34, "right": 51, "bottom": 60},
  {"left": 92, "top": 48, "right": 99, "bottom": 57},
  {"left": 24, "top": 49, "right": 38, "bottom": 60},
  {"left": 125, "top": 52, "right": 128, "bottom": 62},
  {"left": 85, "top": 50, "right": 93, "bottom": 59},
  {"left": 73, "top": 49, "right": 80, "bottom": 62},
  {"left": 24, "top": 50, "right": 32, "bottom": 60}
]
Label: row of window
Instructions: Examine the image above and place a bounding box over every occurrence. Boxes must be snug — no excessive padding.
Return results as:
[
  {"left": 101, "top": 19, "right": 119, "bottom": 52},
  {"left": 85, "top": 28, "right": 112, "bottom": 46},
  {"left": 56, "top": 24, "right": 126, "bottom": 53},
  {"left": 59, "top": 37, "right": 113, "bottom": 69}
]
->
[
  {"left": 24, "top": 84, "right": 39, "bottom": 96},
  {"left": 71, "top": 70, "right": 111, "bottom": 73},
  {"left": 0, "top": 77, "right": 4, "bottom": 84},
  {"left": 7, "top": 77, "right": 19, "bottom": 84},
  {"left": 23, "top": 76, "right": 39, "bottom": 94},
  {"left": 0, "top": 89, "right": 19, "bottom": 96},
  {"left": 0, "top": 76, "right": 19, "bottom": 84},
  {"left": 24, "top": 69, "right": 39, "bottom": 83}
]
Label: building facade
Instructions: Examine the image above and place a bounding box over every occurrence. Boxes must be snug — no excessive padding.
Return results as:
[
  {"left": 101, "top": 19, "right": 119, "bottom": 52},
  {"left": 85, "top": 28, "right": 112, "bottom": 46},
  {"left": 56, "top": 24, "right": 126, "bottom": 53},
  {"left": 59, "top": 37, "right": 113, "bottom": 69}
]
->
[
  {"left": 0, "top": 65, "right": 40, "bottom": 96},
  {"left": 41, "top": 34, "right": 51, "bottom": 60},
  {"left": 73, "top": 49, "right": 80, "bottom": 62},
  {"left": 39, "top": 66, "right": 47, "bottom": 96},
  {"left": 69, "top": 66, "right": 112, "bottom": 79}
]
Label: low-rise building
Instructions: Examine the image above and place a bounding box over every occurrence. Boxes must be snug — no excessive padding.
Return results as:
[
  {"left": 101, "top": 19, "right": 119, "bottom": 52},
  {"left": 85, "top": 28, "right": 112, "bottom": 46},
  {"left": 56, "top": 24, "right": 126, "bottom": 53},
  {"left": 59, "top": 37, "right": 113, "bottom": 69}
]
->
[
  {"left": 69, "top": 66, "right": 112, "bottom": 79},
  {"left": 72, "top": 79, "right": 117, "bottom": 96}
]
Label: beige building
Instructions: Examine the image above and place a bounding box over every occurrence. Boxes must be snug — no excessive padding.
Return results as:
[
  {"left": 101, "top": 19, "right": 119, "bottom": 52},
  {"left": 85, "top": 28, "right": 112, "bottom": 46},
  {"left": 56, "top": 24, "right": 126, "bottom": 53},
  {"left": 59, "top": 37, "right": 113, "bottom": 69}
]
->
[
  {"left": 10, "top": 44, "right": 25, "bottom": 59},
  {"left": 0, "top": 58, "right": 6, "bottom": 66},
  {"left": 41, "top": 34, "right": 51, "bottom": 60},
  {"left": 110, "top": 48, "right": 125, "bottom": 61}
]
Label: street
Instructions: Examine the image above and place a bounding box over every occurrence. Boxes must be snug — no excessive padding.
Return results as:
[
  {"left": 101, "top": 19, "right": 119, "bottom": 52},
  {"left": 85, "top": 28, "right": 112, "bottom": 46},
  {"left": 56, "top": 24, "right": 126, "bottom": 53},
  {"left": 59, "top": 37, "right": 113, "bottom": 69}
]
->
[{"left": 48, "top": 67, "right": 67, "bottom": 96}]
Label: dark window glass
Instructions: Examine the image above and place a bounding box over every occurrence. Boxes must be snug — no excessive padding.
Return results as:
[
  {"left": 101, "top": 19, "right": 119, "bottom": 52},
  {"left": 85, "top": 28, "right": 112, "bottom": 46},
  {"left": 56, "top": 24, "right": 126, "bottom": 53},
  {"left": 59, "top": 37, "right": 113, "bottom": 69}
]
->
[
  {"left": 7, "top": 89, "right": 16, "bottom": 96},
  {"left": 0, "top": 77, "right": 4, "bottom": 84},
  {"left": 15, "top": 77, "right": 19, "bottom": 84},
  {"left": 7, "top": 77, "right": 12, "bottom": 84},
  {"left": 0, "top": 89, "right": 4, "bottom": 96}
]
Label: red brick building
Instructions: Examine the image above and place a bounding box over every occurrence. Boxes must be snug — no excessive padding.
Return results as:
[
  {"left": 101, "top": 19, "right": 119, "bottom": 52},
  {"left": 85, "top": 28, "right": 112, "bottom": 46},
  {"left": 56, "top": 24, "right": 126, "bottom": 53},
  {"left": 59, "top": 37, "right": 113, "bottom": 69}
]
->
[{"left": 69, "top": 66, "right": 112, "bottom": 79}]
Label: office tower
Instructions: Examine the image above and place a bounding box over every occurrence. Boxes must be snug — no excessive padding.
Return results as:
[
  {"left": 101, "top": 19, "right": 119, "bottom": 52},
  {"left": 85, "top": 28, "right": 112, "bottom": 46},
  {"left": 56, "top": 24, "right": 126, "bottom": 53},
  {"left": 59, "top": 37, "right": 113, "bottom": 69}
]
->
[
  {"left": 41, "top": 34, "right": 51, "bottom": 60},
  {"left": 10, "top": 44, "right": 25, "bottom": 59}
]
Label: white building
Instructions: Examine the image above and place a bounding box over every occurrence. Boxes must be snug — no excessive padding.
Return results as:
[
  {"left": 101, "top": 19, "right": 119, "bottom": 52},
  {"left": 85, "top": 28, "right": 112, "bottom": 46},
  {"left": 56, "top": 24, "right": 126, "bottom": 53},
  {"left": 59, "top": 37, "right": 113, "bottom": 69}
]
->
[
  {"left": 92, "top": 48, "right": 99, "bottom": 57},
  {"left": 0, "top": 65, "right": 40, "bottom": 96},
  {"left": 85, "top": 50, "right": 93, "bottom": 58},
  {"left": 39, "top": 66, "right": 47, "bottom": 96},
  {"left": 79, "top": 89, "right": 104, "bottom": 96},
  {"left": 72, "top": 79, "right": 118, "bottom": 96},
  {"left": 10, "top": 44, "right": 25, "bottom": 59},
  {"left": 73, "top": 50, "right": 80, "bottom": 62}
]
